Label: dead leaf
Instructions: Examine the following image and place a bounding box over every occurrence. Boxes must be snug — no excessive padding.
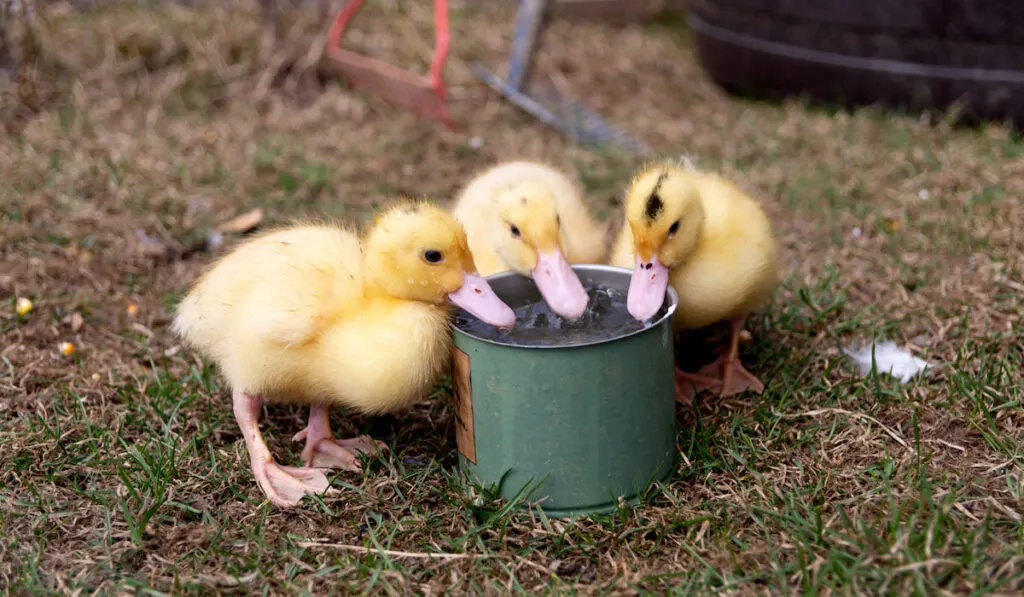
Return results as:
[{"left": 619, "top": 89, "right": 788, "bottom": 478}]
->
[
  {"left": 216, "top": 208, "right": 264, "bottom": 234},
  {"left": 70, "top": 313, "right": 84, "bottom": 332},
  {"left": 131, "top": 323, "right": 154, "bottom": 338}
]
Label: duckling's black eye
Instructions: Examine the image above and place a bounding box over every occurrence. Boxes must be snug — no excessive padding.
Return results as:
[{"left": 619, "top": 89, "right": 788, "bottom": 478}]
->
[
  {"left": 509, "top": 224, "right": 521, "bottom": 238},
  {"left": 668, "top": 220, "right": 680, "bottom": 236},
  {"left": 423, "top": 250, "right": 444, "bottom": 264}
]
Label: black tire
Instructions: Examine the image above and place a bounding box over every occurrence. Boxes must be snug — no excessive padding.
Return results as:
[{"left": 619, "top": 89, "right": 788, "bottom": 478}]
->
[{"left": 688, "top": 0, "right": 1024, "bottom": 127}]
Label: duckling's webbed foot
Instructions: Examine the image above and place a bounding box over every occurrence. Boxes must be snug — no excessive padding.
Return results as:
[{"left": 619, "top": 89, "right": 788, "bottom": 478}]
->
[
  {"left": 258, "top": 463, "right": 335, "bottom": 507},
  {"left": 292, "top": 404, "right": 387, "bottom": 472},
  {"left": 693, "top": 316, "right": 765, "bottom": 398},
  {"left": 675, "top": 367, "right": 721, "bottom": 405},
  {"left": 719, "top": 359, "right": 764, "bottom": 397},
  {"left": 233, "top": 390, "right": 336, "bottom": 508}
]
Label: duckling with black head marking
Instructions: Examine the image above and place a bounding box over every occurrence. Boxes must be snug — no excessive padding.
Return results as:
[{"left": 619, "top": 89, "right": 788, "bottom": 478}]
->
[
  {"left": 610, "top": 163, "right": 779, "bottom": 402},
  {"left": 624, "top": 169, "right": 706, "bottom": 321}
]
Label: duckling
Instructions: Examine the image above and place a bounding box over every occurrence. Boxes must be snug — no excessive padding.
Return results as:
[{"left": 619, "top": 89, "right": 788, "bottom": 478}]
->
[
  {"left": 172, "top": 202, "right": 516, "bottom": 507},
  {"left": 609, "top": 163, "right": 779, "bottom": 402},
  {"left": 452, "top": 160, "right": 608, "bottom": 319}
]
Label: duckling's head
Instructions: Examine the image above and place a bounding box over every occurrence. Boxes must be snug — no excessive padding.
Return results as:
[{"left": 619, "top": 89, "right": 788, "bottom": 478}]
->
[
  {"left": 489, "top": 180, "right": 588, "bottom": 319},
  {"left": 623, "top": 165, "right": 705, "bottom": 321},
  {"left": 365, "top": 202, "right": 516, "bottom": 328}
]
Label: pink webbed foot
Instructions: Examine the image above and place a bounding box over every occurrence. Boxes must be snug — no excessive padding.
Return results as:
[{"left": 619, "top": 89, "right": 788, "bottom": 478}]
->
[
  {"left": 690, "top": 316, "right": 765, "bottom": 399},
  {"left": 251, "top": 458, "right": 337, "bottom": 508},
  {"left": 233, "top": 390, "right": 337, "bottom": 508},
  {"left": 675, "top": 366, "right": 722, "bottom": 406},
  {"left": 292, "top": 404, "right": 387, "bottom": 471}
]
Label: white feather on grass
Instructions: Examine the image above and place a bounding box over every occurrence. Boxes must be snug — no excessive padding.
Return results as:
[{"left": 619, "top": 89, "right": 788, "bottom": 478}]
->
[{"left": 842, "top": 340, "right": 934, "bottom": 383}]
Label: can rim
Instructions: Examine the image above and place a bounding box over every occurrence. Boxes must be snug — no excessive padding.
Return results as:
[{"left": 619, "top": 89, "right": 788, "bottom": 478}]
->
[{"left": 451, "top": 264, "right": 679, "bottom": 350}]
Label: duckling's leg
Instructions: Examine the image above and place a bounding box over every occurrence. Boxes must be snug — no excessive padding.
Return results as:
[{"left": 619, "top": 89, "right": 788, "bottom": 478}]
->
[
  {"left": 232, "top": 390, "right": 336, "bottom": 508},
  {"left": 694, "top": 316, "right": 765, "bottom": 398},
  {"left": 291, "top": 404, "right": 387, "bottom": 471}
]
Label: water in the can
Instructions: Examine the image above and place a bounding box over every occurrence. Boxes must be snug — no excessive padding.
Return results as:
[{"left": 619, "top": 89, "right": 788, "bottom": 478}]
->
[{"left": 454, "top": 283, "right": 669, "bottom": 347}]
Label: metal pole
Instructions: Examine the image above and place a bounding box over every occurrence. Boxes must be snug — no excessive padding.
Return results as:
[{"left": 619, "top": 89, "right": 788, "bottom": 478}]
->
[{"left": 505, "top": 0, "right": 547, "bottom": 90}]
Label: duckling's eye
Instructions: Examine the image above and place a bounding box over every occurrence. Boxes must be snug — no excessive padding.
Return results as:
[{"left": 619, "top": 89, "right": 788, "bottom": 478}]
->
[
  {"left": 423, "top": 250, "right": 444, "bottom": 264},
  {"left": 668, "top": 220, "right": 680, "bottom": 236},
  {"left": 509, "top": 224, "right": 521, "bottom": 238}
]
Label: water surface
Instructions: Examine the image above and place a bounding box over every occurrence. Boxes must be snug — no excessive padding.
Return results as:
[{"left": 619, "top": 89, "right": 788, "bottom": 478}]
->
[{"left": 454, "top": 283, "right": 669, "bottom": 347}]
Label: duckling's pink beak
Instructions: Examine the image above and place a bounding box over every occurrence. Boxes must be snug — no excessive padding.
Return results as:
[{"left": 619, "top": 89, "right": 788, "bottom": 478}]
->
[
  {"left": 449, "top": 273, "right": 516, "bottom": 329},
  {"left": 627, "top": 254, "right": 669, "bottom": 322},
  {"left": 532, "top": 249, "right": 589, "bottom": 320}
]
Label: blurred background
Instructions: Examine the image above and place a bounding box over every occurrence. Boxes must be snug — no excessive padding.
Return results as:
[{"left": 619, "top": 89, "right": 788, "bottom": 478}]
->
[{"left": 1, "top": 1, "right": 1022, "bottom": 593}]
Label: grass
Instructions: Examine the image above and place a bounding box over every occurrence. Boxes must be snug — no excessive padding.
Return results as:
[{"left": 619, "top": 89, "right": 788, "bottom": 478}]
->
[{"left": 1, "top": 0, "right": 1023, "bottom": 594}]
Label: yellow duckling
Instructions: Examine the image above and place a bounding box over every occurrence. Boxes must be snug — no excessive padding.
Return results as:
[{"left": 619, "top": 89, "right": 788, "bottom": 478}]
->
[
  {"left": 452, "top": 160, "right": 608, "bottom": 319},
  {"left": 609, "top": 162, "right": 780, "bottom": 402},
  {"left": 172, "top": 202, "right": 515, "bottom": 508}
]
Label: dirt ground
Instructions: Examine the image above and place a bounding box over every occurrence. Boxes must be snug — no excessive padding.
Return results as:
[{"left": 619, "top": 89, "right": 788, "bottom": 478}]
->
[{"left": 1, "top": 1, "right": 1022, "bottom": 594}]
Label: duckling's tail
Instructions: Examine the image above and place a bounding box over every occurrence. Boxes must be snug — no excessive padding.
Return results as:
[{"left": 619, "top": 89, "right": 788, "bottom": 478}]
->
[{"left": 170, "top": 290, "right": 212, "bottom": 353}]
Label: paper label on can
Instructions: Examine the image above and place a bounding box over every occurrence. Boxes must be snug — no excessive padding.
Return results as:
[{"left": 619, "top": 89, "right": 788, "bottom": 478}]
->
[{"left": 451, "top": 346, "right": 476, "bottom": 464}]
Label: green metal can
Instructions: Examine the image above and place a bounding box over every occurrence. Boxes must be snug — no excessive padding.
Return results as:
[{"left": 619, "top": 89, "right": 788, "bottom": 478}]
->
[{"left": 451, "top": 264, "right": 679, "bottom": 518}]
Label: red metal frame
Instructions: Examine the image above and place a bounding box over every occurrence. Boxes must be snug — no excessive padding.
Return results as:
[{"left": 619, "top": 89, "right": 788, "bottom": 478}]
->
[{"left": 323, "top": 0, "right": 451, "bottom": 124}]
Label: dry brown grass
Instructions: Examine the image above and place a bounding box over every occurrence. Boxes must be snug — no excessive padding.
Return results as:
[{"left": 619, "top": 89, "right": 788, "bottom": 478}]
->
[{"left": 1, "top": 1, "right": 1023, "bottom": 594}]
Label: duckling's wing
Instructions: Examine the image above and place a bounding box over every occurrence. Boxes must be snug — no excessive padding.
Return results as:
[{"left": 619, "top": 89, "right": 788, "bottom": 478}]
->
[
  {"left": 247, "top": 265, "right": 337, "bottom": 347},
  {"left": 242, "top": 230, "right": 362, "bottom": 350},
  {"left": 172, "top": 225, "right": 362, "bottom": 362}
]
